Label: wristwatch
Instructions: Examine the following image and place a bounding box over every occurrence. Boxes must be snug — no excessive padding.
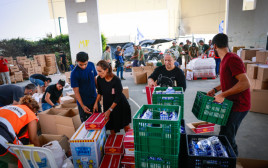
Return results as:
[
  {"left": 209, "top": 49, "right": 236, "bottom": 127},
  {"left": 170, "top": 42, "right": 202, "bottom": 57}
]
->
[
  {"left": 109, "top": 108, "right": 113, "bottom": 112},
  {"left": 213, "top": 88, "right": 218, "bottom": 93}
]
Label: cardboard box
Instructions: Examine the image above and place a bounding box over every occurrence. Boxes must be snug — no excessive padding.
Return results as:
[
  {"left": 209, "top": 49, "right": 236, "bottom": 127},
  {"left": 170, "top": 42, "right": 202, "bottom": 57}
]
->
[
  {"left": 70, "top": 123, "right": 106, "bottom": 168},
  {"left": 256, "top": 51, "right": 268, "bottom": 64},
  {"left": 236, "top": 157, "right": 268, "bottom": 168},
  {"left": 255, "top": 80, "right": 268, "bottom": 89},
  {"left": 247, "top": 64, "right": 258, "bottom": 79},
  {"left": 232, "top": 46, "right": 245, "bottom": 53},
  {"left": 56, "top": 109, "right": 82, "bottom": 138},
  {"left": 38, "top": 108, "right": 70, "bottom": 134},
  {"left": 56, "top": 103, "right": 77, "bottom": 109},
  {"left": 10, "top": 65, "right": 19, "bottom": 72},
  {"left": 250, "top": 89, "right": 268, "bottom": 114},
  {"left": 104, "top": 134, "right": 124, "bottom": 154},
  {"left": 257, "top": 65, "right": 268, "bottom": 81},
  {"left": 134, "top": 72, "right": 147, "bottom": 84},
  {"left": 249, "top": 78, "right": 256, "bottom": 90},
  {"left": 39, "top": 134, "right": 70, "bottom": 153},
  {"left": 34, "top": 67, "right": 42, "bottom": 74},
  {"left": 187, "top": 122, "right": 215, "bottom": 134},
  {"left": 60, "top": 96, "right": 75, "bottom": 104},
  {"left": 65, "top": 71, "right": 71, "bottom": 84},
  {"left": 124, "top": 130, "right": 134, "bottom": 149},
  {"left": 100, "top": 155, "right": 121, "bottom": 168},
  {"left": 132, "top": 67, "right": 143, "bottom": 74},
  {"left": 85, "top": 113, "right": 108, "bottom": 130},
  {"left": 243, "top": 60, "right": 255, "bottom": 72},
  {"left": 121, "top": 154, "right": 135, "bottom": 168},
  {"left": 123, "top": 87, "right": 129, "bottom": 99},
  {"left": 241, "top": 49, "right": 259, "bottom": 61}
]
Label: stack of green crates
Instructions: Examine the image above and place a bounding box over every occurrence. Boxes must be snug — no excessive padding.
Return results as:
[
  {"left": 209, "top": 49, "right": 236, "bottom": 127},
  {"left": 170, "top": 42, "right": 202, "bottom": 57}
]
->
[
  {"left": 133, "top": 105, "right": 182, "bottom": 167},
  {"left": 152, "top": 87, "right": 184, "bottom": 117},
  {"left": 192, "top": 91, "right": 233, "bottom": 126}
]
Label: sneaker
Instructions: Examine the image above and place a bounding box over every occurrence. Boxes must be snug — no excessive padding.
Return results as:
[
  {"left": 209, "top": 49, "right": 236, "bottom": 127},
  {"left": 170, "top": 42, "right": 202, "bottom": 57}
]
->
[{"left": 121, "top": 78, "right": 126, "bottom": 80}]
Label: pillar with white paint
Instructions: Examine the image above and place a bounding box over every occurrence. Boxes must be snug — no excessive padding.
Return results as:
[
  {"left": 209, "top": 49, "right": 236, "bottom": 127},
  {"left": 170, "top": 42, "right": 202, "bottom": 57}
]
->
[{"left": 65, "top": 0, "right": 102, "bottom": 64}]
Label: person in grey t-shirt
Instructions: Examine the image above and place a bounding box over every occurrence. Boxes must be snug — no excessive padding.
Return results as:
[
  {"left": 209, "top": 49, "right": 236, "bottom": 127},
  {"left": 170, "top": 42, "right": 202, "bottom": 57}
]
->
[{"left": 0, "top": 84, "right": 36, "bottom": 107}]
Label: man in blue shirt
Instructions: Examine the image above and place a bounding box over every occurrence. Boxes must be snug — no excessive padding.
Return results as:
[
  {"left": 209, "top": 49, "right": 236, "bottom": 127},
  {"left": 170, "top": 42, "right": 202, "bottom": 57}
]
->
[
  {"left": 115, "top": 46, "right": 125, "bottom": 80},
  {"left": 71, "top": 52, "right": 101, "bottom": 122}
]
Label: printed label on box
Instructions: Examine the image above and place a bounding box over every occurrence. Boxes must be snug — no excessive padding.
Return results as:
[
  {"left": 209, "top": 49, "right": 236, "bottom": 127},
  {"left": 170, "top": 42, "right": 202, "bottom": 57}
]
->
[{"left": 75, "top": 147, "right": 91, "bottom": 156}]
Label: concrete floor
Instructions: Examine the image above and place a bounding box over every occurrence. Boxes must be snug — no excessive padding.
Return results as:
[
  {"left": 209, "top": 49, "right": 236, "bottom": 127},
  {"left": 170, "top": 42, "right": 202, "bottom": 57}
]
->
[{"left": 16, "top": 71, "right": 268, "bottom": 160}]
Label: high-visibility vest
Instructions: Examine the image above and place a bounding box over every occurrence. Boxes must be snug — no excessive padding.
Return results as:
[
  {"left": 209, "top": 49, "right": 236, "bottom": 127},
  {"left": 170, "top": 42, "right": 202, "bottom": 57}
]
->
[{"left": 0, "top": 105, "right": 37, "bottom": 156}]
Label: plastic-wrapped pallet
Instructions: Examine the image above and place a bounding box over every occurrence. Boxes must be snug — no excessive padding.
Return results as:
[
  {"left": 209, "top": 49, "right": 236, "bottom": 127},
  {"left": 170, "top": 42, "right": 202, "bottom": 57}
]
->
[
  {"left": 189, "top": 58, "right": 216, "bottom": 70},
  {"left": 193, "top": 69, "right": 216, "bottom": 78}
]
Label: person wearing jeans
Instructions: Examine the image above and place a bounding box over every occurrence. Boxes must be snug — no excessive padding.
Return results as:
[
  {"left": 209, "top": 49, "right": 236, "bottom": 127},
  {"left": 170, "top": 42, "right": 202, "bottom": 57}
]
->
[
  {"left": 131, "top": 45, "right": 139, "bottom": 67},
  {"left": 42, "top": 79, "right": 65, "bottom": 111},
  {"left": 208, "top": 33, "right": 250, "bottom": 156},
  {"left": 0, "top": 56, "right": 11, "bottom": 84},
  {"left": 30, "top": 74, "right": 51, "bottom": 93},
  {"left": 115, "top": 46, "right": 125, "bottom": 80}
]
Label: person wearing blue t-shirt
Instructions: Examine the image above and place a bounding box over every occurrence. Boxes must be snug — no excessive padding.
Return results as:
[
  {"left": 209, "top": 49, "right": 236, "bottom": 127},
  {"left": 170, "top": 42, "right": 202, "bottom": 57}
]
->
[{"left": 71, "top": 52, "right": 101, "bottom": 122}]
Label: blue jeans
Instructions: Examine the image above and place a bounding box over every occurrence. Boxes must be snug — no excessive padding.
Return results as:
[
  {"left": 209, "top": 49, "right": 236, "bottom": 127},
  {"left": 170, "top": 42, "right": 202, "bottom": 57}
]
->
[
  {"left": 30, "top": 77, "right": 45, "bottom": 87},
  {"left": 139, "top": 60, "right": 145, "bottom": 66},
  {"left": 117, "top": 66, "right": 124, "bottom": 79},
  {"left": 42, "top": 103, "right": 59, "bottom": 111},
  {"left": 219, "top": 111, "right": 248, "bottom": 156},
  {"left": 132, "top": 60, "right": 139, "bottom": 67},
  {"left": 215, "top": 58, "right": 221, "bottom": 75}
]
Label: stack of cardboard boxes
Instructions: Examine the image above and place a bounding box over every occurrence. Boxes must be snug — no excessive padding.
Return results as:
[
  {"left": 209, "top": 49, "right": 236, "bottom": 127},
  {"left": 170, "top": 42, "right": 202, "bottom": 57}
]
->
[
  {"left": 132, "top": 66, "right": 155, "bottom": 84},
  {"left": 244, "top": 50, "right": 268, "bottom": 114},
  {"left": 9, "top": 65, "right": 20, "bottom": 83},
  {"left": 44, "top": 54, "right": 57, "bottom": 75},
  {"left": 34, "top": 54, "right": 46, "bottom": 74}
]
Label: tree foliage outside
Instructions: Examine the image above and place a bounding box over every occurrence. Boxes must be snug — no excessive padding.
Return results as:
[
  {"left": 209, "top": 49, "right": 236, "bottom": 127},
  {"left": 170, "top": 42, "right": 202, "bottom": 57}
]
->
[{"left": 0, "top": 33, "right": 107, "bottom": 71}]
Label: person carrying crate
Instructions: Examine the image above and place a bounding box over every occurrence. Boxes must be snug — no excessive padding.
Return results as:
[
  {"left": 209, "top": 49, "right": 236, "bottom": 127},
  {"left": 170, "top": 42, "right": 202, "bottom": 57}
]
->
[{"left": 207, "top": 33, "right": 250, "bottom": 156}]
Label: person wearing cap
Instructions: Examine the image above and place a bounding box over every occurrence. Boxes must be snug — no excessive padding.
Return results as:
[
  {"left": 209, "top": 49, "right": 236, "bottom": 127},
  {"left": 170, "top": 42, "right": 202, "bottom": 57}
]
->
[
  {"left": 207, "top": 33, "right": 250, "bottom": 156},
  {"left": 148, "top": 49, "right": 186, "bottom": 91},
  {"left": 29, "top": 74, "right": 52, "bottom": 93},
  {"left": 199, "top": 40, "right": 210, "bottom": 56},
  {"left": 0, "top": 83, "right": 37, "bottom": 107},
  {"left": 189, "top": 42, "right": 199, "bottom": 59},
  {"left": 41, "top": 79, "right": 65, "bottom": 111}
]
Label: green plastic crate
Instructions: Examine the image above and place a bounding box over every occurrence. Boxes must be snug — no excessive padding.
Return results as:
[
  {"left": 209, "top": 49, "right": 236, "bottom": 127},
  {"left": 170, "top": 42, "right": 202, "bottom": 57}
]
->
[
  {"left": 152, "top": 87, "right": 184, "bottom": 117},
  {"left": 135, "top": 151, "right": 179, "bottom": 168},
  {"left": 192, "top": 91, "right": 233, "bottom": 126},
  {"left": 133, "top": 105, "right": 182, "bottom": 155}
]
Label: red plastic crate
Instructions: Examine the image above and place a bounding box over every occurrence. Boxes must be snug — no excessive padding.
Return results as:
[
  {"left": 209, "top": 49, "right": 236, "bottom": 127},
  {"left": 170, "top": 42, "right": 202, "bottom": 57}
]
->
[
  {"left": 85, "top": 113, "right": 108, "bottom": 130},
  {"left": 121, "top": 154, "right": 135, "bottom": 168},
  {"left": 145, "top": 86, "right": 155, "bottom": 104},
  {"left": 99, "top": 154, "right": 121, "bottom": 168},
  {"left": 104, "top": 134, "right": 124, "bottom": 154}
]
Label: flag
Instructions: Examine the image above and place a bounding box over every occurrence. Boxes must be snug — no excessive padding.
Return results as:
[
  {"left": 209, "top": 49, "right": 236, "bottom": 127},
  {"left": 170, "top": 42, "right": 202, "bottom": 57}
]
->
[
  {"left": 219, "top": 20, "right": 224, "bottom": 33},
  {"left": 137, "top": 27, "right": 144, "bottom": 43}
]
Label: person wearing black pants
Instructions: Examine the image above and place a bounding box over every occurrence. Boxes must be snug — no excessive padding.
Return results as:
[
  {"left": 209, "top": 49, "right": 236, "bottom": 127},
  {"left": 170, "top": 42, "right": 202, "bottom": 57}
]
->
[{"left": 59, "top": 51, "right": 67, "bottom": 72}]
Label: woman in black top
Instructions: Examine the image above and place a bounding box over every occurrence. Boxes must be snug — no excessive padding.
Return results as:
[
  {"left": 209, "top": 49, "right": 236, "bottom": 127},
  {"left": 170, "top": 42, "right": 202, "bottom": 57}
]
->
[
  {"left": 93, "top": 60, "right": 131, "bottom": 134},
  {"left": 148, "top": 49, "right": 186, "bottom": 91}
]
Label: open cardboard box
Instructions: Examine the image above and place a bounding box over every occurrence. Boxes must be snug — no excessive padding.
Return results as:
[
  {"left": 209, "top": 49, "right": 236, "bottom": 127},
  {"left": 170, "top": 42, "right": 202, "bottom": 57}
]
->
[
  {"left": 187, "top": 121, "right": 215, "bottom": 134},
  {"left": 39, "top": 134, "right": 70, "bottom": 153},
  {"left": 56, "top": 103, "right": 77, "bottom": 109},
  {"left": 60, "top": 96, "right": 75, "bottom": 104},
  {"left": 38, "top": 108, "right": 70, "bottom": 134},
  {"left": 236, "top": 158, "right": 268, "bottom": 168}
]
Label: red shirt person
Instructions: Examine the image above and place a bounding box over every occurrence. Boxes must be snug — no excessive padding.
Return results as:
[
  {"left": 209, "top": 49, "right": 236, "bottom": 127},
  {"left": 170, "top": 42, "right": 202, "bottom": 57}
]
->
[
  {"left": 0, "top": 56, "right": 11, "bottom": 84},
  {"left": 207, "top": 33, "right": 250, "bottom": 156}
]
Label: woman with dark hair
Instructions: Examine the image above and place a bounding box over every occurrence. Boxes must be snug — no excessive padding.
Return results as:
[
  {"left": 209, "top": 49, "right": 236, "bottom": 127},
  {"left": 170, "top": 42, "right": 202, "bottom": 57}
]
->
[
  {"left": 93, "top": 60, "right": 131, "bottom": 134},
  {"left": 0, "top": 95, "right": 40, "bottom": 166}
]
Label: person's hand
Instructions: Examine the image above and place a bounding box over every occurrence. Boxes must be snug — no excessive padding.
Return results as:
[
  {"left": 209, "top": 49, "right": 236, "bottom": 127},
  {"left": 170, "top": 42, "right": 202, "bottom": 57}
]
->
[
  {"left": 82, "top": 105, "right": 92, "bottom": 114},
  {"left": 207, "top": 89, "right": 215, "bottom": 97},
  {"left": 130, "top": 56, "right": 134, "bottom": 59},
  {"left": 214, "top": 94, "right": 225, "bottom": 104},
  {"left": 148, "top": 78, "right": 157, "bottom": 88},
  {"left": 104, "top": 110, "right": 111, "bottom": 120},
  {"left": 93, "top": 103, "right": 98, "bottom": 113}
]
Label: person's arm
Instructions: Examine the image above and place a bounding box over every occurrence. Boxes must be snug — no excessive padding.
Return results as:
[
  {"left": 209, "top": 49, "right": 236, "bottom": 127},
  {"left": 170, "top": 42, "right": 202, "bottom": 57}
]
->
[
  {"left": 140, "top": 52, "right": 144, "bottom": 61},
  {"left": 93, "top": 94, "right": 101, "bottom": 112},
  {"left": 12, "top": 100, "right": 19, "bottom": 105},
  {"left": 207, "top": 84, "right": 221, "bottom": 96},
  {"left": 28, "top": 120, "right": 40, "bottom": 147},
  {"left": 45, "top": 93, "right": 55, "bottom": 106},
  {"left": 60, "top": 56, "right": 63, "bottom": 64},
  {"left": 12, "top": 88, "right": 24, "bottom": 105},
  {"left": 214, "top": 73, "right": 250, "bottom": 103},
  {"left": 177, "top": 69, "right": 186, "bottom": 91},
  {"left": 3, "top": 59, "right": 8, "bottom": 65},
  {"left": 73, "top": 87, "right": 91, "bottom": 114},
  {"left": 147, "top": 68, "right": 159, "bottom": 87}
]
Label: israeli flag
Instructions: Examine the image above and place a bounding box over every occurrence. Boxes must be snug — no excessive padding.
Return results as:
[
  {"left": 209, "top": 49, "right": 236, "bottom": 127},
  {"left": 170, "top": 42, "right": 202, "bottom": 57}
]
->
[
  {"left": 137, "top": 28, "right": 144, "bottom": 43},
  {"left": 219, "top": 20, "right": 224, "bottom": 33}
]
